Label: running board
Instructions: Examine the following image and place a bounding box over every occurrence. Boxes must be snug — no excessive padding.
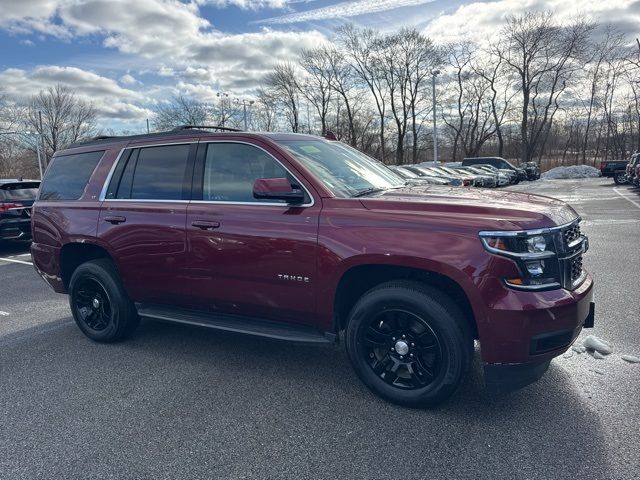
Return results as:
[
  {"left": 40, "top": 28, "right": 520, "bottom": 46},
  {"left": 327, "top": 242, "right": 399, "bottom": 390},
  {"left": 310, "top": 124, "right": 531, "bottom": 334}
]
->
[{"left": 136, "top": 304, "right": 335, "bottom": 345}]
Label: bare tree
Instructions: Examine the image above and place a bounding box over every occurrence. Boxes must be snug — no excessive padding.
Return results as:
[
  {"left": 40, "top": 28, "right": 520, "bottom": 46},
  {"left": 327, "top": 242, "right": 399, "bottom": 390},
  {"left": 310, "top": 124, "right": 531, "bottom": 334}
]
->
[
  {"left": 152, "top": 95, "right": 212, "bottom": 131},
  {"left": 27, "top": 84, "right": 97, "bottom": 162},
  {"left": 498, "top": 12, "right": 594, "bottom": 163},
  {"left": 299, "top": 48, "right": 333, "bottom": 135},
  {"left": 337, "top": 25, "right": 389, "bottom": 158},
  {"left": 265, "top": 63, "right": 301, "bottom": 132}
]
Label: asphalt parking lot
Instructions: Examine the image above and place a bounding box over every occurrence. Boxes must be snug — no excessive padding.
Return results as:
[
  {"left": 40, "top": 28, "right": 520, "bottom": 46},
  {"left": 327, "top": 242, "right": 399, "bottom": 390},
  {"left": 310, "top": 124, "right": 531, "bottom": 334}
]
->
[{"left": 1, "top": 177, "right": 639, "bottom": 480}]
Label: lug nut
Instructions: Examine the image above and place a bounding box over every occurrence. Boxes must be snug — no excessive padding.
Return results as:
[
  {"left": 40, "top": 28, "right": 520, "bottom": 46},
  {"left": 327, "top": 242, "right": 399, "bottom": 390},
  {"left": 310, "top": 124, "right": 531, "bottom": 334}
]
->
[
  {"left": 391, "top": 347, "right": 395, "bottom": 351},
  {"left": 392, "top": 337, "right": 396, "bottom": 341},
  {"left": 400, "top": 356, "right": 404, "bottom": 359},
  {"left": 410, "top": 353, "right": 413, "bottom": 357},
  {"left": 402, "top": 335, "right": 406, "bottom": 339},
  {"left": 411, "top": 343, "right": 415, "bottom": 347}
]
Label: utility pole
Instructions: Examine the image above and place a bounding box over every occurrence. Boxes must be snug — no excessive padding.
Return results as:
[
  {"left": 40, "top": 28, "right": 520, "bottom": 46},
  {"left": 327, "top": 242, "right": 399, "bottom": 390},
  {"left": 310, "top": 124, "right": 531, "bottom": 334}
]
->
[
  {"left": 146, "top": 118, "right": 150, "bottom": 134},
  {"left": 217, "top": 92, "right": 228, "bottom": 126},
  {"left": 235, "top": 98, "right": 254, "bottom": 131},
  {"left": 431, "top": 70, "right": 440, "bottom": 164},
  {"left": 38, "top": 110, "right": 47, "bottom": 166}
]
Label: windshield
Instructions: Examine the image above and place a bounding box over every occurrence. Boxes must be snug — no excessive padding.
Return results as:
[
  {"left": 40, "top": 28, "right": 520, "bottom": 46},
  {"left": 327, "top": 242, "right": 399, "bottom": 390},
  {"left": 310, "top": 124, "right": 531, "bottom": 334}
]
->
[{"left": 278, "top": 140, "right": 404, "bottom": 197}]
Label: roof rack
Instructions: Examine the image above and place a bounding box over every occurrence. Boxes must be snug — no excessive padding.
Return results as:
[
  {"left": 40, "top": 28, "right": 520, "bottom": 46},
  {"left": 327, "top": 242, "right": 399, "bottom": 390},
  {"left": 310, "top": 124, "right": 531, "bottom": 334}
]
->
[{"left": 171, "top": 125, "right": 242, "bottom": 133}]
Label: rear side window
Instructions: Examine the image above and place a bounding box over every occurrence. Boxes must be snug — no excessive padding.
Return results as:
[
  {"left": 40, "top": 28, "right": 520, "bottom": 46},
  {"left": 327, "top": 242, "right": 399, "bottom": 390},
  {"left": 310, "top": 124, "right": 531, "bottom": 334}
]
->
[
  {"left": 107, "top": 144, "right": 191, "bottom": 200},
  {"left": 39, "top": 151, "right": 104, "bottom": 200}
]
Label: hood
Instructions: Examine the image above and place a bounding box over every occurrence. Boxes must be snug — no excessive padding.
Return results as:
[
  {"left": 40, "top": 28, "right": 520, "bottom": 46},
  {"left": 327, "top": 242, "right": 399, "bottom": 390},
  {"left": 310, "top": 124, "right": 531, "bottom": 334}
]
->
[{"left": 358, "top": 186, "right": 578, "bottom": 231}]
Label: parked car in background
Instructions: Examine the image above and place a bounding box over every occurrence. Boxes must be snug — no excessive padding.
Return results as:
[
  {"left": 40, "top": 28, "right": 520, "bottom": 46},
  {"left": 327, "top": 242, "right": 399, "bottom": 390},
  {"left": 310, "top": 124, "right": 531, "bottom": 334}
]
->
[
  {"left": 474, "top": 165, "right": 511, "bottom": 186},
  {"left": 625, "top": 153, "right": 640, "bottom": 186},
  {"left": 634, "top": 162, "right": 640, "bottom": 187},
  {"left": 30, "top": 127, "right": 595, "bottom": 407},
  {"left": 463, "top": 157, "right": 527, "bottom": 183},
  {"left": 0, "top": 179, "right": 40, "bottom": 243},
  {"left": 600, "top": 159, "right": 629, "bottom": 184},
  {"left": 454, "top": 166, "right": 498, "bottom": 188},
  {"left": 405, "top": 165, "right": 465, "bottom": 186},
  {"left": 521, "top": 162, "right": 541, "bottom": 180},
  {"left": 437, "top": 166, "right": 488, "bottom": 187},
  {"left": 431, "top": 166, "right": 479, "bottom": 186},
  {"left": 389, "top": 166, "right": 451, "bottom": 186}
]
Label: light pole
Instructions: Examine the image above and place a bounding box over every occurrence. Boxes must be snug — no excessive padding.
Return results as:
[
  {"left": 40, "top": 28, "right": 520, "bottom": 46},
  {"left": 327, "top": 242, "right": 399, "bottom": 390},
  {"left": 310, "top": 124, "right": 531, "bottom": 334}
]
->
[
  {"left": 431, "top": 69, "right": 440, "bottom": 164},
  {"left": 0, "top": 130, "right": 44, "bottom": 179},
  {"left": 235, "top": 98, "right": 255, "bottom": 131},
  {"left": 217, "top": 92, "right": 229, "bottom": 126}
]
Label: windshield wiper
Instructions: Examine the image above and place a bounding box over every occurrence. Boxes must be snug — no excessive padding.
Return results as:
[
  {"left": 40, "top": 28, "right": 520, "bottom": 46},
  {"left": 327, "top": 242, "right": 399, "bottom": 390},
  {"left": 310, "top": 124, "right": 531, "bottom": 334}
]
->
[{"left": 352, "top": 187, "right": 387, "bottom": 198}]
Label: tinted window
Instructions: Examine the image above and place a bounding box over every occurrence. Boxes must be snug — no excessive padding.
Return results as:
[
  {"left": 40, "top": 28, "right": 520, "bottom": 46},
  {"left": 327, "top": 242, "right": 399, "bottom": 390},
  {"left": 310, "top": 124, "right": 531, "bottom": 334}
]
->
[
  {"left": 39, "top": 151, "right": 104, "bottom": 200},
  {"left": 202, "top": 143, "right": 300, "bottom": 203},
  {"left": 0, "top": 182, "right": 40, "bottom": 201},
  {"left": 110, "top": 144, "right": 191, "bottom": 200}
]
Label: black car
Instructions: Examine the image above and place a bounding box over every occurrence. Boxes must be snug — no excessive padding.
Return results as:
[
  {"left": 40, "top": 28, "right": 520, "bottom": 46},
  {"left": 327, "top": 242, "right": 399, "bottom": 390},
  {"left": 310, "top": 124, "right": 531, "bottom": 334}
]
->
[
  {"left": 521, "top": 162, "right": 540, "bottom": 180},
  {"left": 0, "top": 179, "right": 40, "bottom": 243},
  {"left": 463, "top": 157, "right": 527, "bottom": 182}
]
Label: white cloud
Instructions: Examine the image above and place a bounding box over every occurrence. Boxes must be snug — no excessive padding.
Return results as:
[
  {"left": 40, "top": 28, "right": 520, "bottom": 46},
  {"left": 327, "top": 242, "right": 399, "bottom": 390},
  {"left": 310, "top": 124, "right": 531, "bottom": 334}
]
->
[
  {"left": 424, "top": 0, "right": 639, "bottom": 44},
  {"left": 258, "top": 0, "right": 437, "bottom": 24},
  {"left": 0, "top": 66, "right": 150, "bottom": 120},
  {"left": 119, "top": 73, "right": 140, "bottom": 85},
  {"left": 197, "top": 0, "right": 291, "bottom": 9}
]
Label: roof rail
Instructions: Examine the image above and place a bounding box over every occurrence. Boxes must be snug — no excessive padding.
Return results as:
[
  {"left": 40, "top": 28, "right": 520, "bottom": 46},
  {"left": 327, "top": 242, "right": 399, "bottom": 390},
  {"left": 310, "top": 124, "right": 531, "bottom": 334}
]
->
[
  {"left": 90, "top": 135, "right": 116, "bottom": 141},
  {"left": 171, "top": 125, "right": 242, "bottom": 133}
]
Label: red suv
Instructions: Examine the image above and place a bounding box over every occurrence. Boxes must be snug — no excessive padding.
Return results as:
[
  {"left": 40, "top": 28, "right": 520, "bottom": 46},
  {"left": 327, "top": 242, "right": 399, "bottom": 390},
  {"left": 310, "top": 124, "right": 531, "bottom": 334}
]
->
[{"left": 31, "top": 127, "right": 595, "bottom": 407}]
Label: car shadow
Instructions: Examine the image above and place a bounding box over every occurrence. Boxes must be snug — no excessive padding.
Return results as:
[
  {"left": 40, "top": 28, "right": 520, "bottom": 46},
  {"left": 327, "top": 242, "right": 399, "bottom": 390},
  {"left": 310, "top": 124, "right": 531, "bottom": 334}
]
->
[
  {"left": 0, "top": 240, "right": 31, "bottom": 256},
  {"left": 2, "top": 317, "right": 610, "bottom": 478}
]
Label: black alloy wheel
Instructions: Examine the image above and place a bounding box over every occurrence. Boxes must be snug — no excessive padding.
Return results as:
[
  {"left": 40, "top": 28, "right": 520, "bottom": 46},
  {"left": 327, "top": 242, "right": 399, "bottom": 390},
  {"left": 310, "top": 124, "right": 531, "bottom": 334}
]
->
[
  {"left": 362, "top": 309, "right": 443, "bottom": 390},
  {"left": 346, "top": 281, "right": 473, "bottom": 407},
  {"left": 73, "top": 277, "right": 112, "bottom": 332},
  {"left": 614, "top": 171, "right": 627, "bottom": 185},
  {"left": 69, "top": 259, "right": 139, "bottom": 342}
]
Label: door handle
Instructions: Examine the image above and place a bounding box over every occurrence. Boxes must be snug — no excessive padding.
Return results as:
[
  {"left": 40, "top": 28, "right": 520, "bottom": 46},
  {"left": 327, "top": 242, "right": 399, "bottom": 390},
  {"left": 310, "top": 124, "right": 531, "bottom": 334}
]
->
[
  {"left": 104, "top": 215, "right": 126, "bottom": 225},
  {"left": 191, "top": 220, "right": 220, "bottom": 230}
]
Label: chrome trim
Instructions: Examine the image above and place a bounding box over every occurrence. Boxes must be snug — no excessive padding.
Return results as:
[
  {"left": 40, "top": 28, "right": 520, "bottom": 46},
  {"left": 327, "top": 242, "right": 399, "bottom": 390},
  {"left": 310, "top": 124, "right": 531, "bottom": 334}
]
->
[
  {"left": 196, "top": 140, "right": 315, "bottom": 208},
  {"left": 99, "top": 147, "right": 128, "bottom": 202},
  {"left": 479, "top": 237, "right": 556, "bottom": 260},
  {"left": 504, "top": 279, "right": 562, "bottom": 291},
  {"left": 98, "top": 141, "right": 197, "bottom": 202},
  {"left": 102, "top": 199, "right": 190, "bottom": 204},
  {"left": 571, "top": 270, "right": 588, "bottom": 289},
  {"left": 98, "top": 140, "right": 315, "bottom": 208},
  {"left": 478, "top": 217, "right": 581, "bottom": 238}
]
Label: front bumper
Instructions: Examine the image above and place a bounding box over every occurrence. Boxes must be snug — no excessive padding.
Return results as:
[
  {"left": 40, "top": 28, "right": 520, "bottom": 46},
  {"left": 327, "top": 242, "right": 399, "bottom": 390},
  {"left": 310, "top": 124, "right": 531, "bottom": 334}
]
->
[{"left": 480, "top": 273, "right": 594, "bottom": 391}]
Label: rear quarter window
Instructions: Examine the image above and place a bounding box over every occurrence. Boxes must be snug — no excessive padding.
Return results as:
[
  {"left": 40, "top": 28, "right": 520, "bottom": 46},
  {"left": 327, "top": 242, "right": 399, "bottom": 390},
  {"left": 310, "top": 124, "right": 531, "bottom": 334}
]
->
[
  {"left": 39, "top": 151, "right": 104, "bottom": 201},
  {"left": 0, "top": 183, "right": 40, "bottom": 201}
]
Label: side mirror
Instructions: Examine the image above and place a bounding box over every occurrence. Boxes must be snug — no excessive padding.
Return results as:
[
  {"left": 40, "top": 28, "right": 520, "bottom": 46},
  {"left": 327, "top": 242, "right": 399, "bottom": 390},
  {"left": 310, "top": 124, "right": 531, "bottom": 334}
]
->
[{"left": 253, "top": 177, "right": 305, "bottom": 204}]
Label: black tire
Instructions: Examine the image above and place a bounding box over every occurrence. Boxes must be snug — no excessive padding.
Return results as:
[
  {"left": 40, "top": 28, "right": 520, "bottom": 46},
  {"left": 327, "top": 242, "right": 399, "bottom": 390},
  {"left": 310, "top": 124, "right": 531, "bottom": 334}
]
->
[
  {"left": 69, "top": 258, "right": 139, "bottom": 342},
  {"left": 345, "top": 281, "right": 473, "bottom": 408},
  {"left": 613, "top": 171, "right": 627, "bottom": 185}
]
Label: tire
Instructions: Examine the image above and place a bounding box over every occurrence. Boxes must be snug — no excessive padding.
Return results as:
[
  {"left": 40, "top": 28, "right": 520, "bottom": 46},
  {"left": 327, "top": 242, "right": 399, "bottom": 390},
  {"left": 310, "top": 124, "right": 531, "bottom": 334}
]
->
[
  {"left": 69, "top": 258, "right": 139, "bottom": 342},
  {"left": 345, "top": 281, "right": 473, "bottom": 408},
  {"left": 613, "top": 171, "right": 627, "bottom": 185}
]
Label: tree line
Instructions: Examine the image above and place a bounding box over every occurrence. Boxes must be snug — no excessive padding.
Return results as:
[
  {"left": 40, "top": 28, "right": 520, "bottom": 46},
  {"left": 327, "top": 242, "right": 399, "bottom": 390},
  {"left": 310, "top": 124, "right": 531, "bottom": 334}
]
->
[{"left": 2, "top": 11, "right": 640, "bottom": 178}]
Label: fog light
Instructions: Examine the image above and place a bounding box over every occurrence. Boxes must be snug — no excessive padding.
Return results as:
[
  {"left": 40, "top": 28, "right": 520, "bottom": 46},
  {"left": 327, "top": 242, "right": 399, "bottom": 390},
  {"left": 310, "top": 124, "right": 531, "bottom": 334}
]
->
[
  {"left": 525, "top": 260, "right": 545, "bottom": 276},
  {"left": 526, "top": 235, "right": 547, "bottom": 253}
]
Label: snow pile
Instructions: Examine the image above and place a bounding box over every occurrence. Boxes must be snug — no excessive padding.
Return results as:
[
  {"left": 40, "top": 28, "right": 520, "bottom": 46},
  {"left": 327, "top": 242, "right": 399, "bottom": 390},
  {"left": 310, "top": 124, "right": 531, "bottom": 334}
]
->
[
  {"left": 541, "top": 165, "right": 601, "bottom": 179},
  {"left": 583, "top": 335, "right": 613, "bottom": 355},
  {"left": 621, "top": 355, "right": 640, "bottom": 363}
]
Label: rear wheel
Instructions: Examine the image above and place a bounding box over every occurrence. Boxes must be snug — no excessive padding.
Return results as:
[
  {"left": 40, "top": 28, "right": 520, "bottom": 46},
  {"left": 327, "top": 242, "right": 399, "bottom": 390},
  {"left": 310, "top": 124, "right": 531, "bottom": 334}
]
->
[
  {"left": 69, "top": 259, "right": 139, "bottom": 342},
  {"left": 345, "top": 281, "right": 473, "bottom": 407},
  {"left": 613, "top": 171, "right": 627, "bottom": 185}
]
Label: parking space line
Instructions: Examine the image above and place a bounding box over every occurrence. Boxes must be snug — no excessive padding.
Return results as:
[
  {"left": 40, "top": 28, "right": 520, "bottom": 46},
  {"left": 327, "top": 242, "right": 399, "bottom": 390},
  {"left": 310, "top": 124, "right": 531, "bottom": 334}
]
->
[
  {"left": 0, "top": 257, "right": 33, "bottom": 266},
  {"left": 613, "top": 187, "right": 640, "bottom": 209}
]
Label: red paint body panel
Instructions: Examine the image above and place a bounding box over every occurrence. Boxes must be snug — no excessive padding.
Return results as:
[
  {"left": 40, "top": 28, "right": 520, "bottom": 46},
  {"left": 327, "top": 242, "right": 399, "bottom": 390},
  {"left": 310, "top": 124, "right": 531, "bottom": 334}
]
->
[{"left": 31, "top": 132, "right": 594, "bottom": 369}]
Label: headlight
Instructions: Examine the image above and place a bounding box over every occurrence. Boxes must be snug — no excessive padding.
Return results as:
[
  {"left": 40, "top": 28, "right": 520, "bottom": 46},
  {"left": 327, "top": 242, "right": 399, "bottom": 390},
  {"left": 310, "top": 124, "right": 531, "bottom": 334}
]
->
[
  {"left": 526, "top": 235, "right": 547, "bottom": 253},
  {"left": 479, "top": 229, "right": 561, "bottom": 290}
]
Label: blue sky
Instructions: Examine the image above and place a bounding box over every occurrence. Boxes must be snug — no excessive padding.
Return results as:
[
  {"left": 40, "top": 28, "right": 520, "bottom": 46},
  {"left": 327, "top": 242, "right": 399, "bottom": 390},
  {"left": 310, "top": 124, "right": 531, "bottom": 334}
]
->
[{"left": 0, "top": 0, "right": 635, "bottom": 131}]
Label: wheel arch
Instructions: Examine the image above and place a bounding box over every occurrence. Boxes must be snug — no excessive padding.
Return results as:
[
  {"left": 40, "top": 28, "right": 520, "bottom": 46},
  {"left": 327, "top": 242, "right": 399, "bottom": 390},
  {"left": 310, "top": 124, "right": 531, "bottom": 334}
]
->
[
  {"left": 60, "top": 241, "right": 116, "bottom": 291},
  {"left": 332, "top": 263, "right": 481, "bottom": 340}
]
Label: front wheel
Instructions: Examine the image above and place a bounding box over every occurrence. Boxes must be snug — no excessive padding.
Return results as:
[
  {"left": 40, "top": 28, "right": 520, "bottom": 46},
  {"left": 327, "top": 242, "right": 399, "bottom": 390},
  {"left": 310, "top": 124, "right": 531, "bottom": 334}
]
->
[
  {"left": 345, "top": 281, "right": 473, "bottom": 408},
  {"left": 613, "top": 171, "right": 627, "bottom": 185},
  {"left": 69, "top": 259, "right": 139, "bottom": 342}
]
